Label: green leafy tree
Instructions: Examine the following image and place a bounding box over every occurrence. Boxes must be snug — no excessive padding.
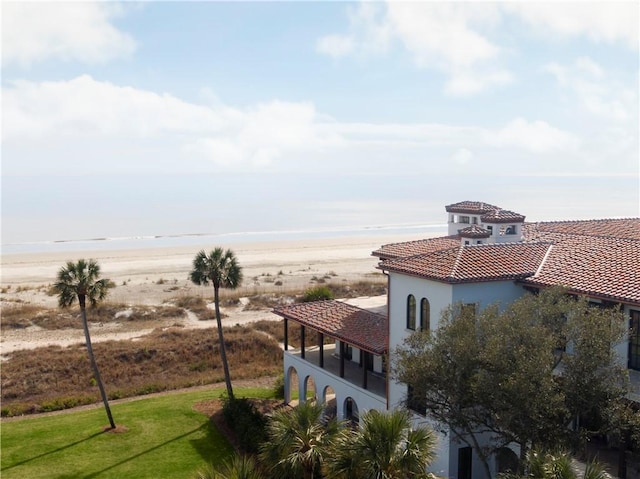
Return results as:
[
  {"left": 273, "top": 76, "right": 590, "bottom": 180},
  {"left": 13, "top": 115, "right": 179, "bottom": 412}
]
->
[
  {"left": 190, "top": 248, "right": 243, "bottom": 399},
  {"left": 259, "top": 400, "right": 339, "bottom": 479},
  {"left": 325, "top": 409, "right": 436, "bottom": 479},
  {"left": 54, "top": 259, "right": 115, "bottom": 429},
  {"left": 394, "top": 287, "right": 628, "bottom": 477}
]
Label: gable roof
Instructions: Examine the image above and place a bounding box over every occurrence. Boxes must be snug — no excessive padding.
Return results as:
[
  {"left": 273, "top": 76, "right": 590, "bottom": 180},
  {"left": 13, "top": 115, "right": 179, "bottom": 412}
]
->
[
  {"left": 445, "top": 201, "right": 500, "bottom": 214},
  {"left": 459, "top": 225, "right": 491, "bottom": 238},
  {"left": 273, "top": 300, "right": 388, "bottom": 355},
  {"left": 379, "top": 242, "right": 552, "bottom": 283},
  {"left": 375, "top": 215, "right": 640, "bottom": 305},
  {"left": 372, "top": 235, "right": 460, "bottom": 261}
]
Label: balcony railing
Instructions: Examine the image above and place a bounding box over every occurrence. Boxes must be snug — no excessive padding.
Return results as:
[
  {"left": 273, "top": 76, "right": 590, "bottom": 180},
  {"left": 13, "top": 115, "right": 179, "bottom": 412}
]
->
[{"left": 287, "top": 343, "right": 386, "bottom": 399}]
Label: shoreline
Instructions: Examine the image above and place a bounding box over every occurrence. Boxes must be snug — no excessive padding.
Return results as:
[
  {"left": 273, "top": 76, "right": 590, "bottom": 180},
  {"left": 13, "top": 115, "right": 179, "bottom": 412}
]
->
[{"left": 1, "top": 232, "right": 436, "bottom": 288}]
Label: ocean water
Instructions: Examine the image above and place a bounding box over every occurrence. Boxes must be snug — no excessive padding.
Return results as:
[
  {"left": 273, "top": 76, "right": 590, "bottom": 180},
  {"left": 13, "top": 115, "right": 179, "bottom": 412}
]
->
[
  {"left": 0, "top": 223, "right": 448, "bottom": 256},
  {"left": 2, "top": 173, "right": 637, "bottom": 256}
]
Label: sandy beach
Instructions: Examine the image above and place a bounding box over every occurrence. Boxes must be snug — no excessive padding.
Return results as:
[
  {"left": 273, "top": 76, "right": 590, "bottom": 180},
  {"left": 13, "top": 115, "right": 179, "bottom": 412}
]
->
[{"left": 0, "top": 233, "right": 432, "bottom": 355}]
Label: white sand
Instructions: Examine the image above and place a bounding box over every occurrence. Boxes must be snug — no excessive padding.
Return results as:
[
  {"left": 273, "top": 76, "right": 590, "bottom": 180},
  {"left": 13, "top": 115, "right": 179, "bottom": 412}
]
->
[{"left": 0, "top": 233, "right": 430, "bottom": 354}]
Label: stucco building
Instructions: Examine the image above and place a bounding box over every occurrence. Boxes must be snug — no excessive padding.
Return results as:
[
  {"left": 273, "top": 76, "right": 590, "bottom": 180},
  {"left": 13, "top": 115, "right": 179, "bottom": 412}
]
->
[{"left": 273, "top": 200, "right": 640, "bottom": 478}]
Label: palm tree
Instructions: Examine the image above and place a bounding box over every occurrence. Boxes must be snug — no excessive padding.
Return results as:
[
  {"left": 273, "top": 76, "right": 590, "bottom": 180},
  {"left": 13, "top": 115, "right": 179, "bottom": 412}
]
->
[
  {"left": 325, "top": 409, "right": 436, "bottom": 479},
  {"left": 259, "top": 400, "right": 339, "bottom": 479},
  {"left": 190, "top": 248, "right": 243, "bottom": 399},
  {"left": 54, "top": 259, "right": 115, "bottom": 429},
  {"left": 499, "top": 449, "right": 610, "bottom": 479},
  {"left": 194, "top": 455, "right": 264, "bottom": 479}
]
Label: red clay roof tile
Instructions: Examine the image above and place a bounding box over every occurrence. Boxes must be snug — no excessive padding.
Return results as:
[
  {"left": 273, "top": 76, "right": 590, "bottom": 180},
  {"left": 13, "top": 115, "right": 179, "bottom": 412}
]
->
[
  {"left": 379, "top": 242, "right": 552, "bottom": 283},
  {"left": 273, "top": 301, "right": 387, "bottom": 355}
]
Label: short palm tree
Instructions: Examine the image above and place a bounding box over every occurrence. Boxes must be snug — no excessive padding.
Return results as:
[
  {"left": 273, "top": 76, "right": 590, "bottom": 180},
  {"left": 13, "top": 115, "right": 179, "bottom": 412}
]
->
[
  {"left": 499, "top": 449, "right": 609, "bottom": 479},
  {"left": 194, "top": 455, "right": 264, "bottom": 479},
  {"left": 190, "top": 248, "right": 243, "bottom": 399},
  {"left": 325, "top": 409, "right": 436, "bottom": 479},
  {"left": 54, "top": 259, "right": 115, "bottom": 429},
  {"left": 259, "top": 400, "right": 339, "bottom": 479}
]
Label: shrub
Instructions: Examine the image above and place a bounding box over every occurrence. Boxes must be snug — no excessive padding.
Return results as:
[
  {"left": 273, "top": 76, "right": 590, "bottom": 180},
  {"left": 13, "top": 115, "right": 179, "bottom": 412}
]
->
[
  {"left": 221, "top": 396, "right": 268, "bottom": 453},
  {"left": 301, "top": 286, "right": 333, "bottom": 302},
  {"left": 272, "top": 374, "right": 285, "bottom": 400}
]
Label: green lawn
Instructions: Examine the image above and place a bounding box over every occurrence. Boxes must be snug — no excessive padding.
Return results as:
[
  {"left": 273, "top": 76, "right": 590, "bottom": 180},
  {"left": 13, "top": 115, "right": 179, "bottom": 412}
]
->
[{"left": 1, "top": 388, "right": 273, "bottom": 479}]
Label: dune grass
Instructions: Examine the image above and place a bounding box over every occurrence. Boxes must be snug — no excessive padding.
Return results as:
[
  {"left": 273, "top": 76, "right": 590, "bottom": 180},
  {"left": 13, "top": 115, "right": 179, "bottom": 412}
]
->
[{"left": 1, "top": 387, "right": 273, "bottom": 479}]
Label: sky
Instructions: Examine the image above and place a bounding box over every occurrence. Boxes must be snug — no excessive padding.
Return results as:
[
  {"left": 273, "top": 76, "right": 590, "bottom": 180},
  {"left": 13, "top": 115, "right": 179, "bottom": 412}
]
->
[{"left": 2, "top": 1, "right": 639, "bottom": 246}]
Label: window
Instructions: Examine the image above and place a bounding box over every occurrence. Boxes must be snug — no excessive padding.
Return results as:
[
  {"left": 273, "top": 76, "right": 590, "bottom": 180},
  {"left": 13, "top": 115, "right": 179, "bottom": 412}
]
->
[
  {"left": 464, "top": 240, "right": 470, "bottom": 245},
  {"left": 476, "top": 240, "right": 482, "bottom": 245},
  {"left": 406, "top": 295, "right": 416, "bottom": 330},
  {"left": 629, "top": 310, "right": 640, "bottom": 370},
  {"left": 472, "top": 217, "right": 478, "bottom": 224},
  {"left": 460, "top": 216, "right": 470, "bottom": 224},
  {"left": 487, "top": 225, "right": 493, "bottom": 235},
  {"left": 505, "top": 225, "right": 517, "bottom": 235},
  {"left": 420, "top": 298, "right": 430, "bottom": 331}
]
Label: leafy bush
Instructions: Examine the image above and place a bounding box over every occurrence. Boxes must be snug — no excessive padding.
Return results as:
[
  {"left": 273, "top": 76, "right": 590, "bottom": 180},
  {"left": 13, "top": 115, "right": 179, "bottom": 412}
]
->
[
  {"left": 221, "top": 396, "right": 267, "bottom": 453},
  {"left": 301, "top": 286, "right": 334, "bottom": 302}
]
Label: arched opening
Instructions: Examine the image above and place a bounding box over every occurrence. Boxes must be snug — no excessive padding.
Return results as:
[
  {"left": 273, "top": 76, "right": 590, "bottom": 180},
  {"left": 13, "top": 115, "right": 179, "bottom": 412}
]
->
[
  {"left": 322, "top": 385, "right": 336, "bottom": 421},
  {"left": 344, "top": 396, "right": 359, "bottom": 426},
  {"left": 420, "top": 297, "right": 430, "bottom": 331},
  {"left": 406, "top": 294, "right": 416, "bottom": 330},
  {"left": 496, "top": 447, "right": 519, "bottom": 475},
  {"left": 303, "top": 375, "right": 317, "bottom": 402},
  {"left": 286, "top": 366, "right": 299, "bottom": 405}
]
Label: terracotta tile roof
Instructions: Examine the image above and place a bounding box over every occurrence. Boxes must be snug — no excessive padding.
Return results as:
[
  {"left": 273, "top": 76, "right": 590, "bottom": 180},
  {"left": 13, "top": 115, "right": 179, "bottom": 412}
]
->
[
  {"left": 523, "top": 218, "right": 640, "bottom": 241},
  {"left": 458, "top": 225, "right": 491, "bottom": 238},
  {"left": 379, "top": 242, "right": 552, "bottom": 283},
  {"left": 273, "top": 300, "right": 387, "bottom": 355},
  {"left": 520, "top": 235, "right": 640, "bottom": 304},
  {"left": 374, "top": 216, "right": 640, "bottom": 305},
  {"left": 372, "top": 235, "right": 461, "bottom": 260},
  {"left": 445, "top": 201, "right": 500, "bottom": 214},
  {"left": 480, "top": 209, "right": 526, "bottom": 223}
]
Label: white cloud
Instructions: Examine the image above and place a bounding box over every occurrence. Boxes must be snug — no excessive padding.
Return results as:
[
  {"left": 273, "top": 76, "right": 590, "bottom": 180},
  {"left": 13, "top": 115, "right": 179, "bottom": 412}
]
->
[
  {"left": 506, "top": 2, "right": 639, "bottom": 49},
  {"left": 317, "top": 2, "right": 510, "bottom": 95},
  {"left": 544, "top": 57, "right": 637, "bottom": 122},
  {"left": 485, "top": 118, "right": 580, "bottom": 153},
  {"left": 315, "top": 2, "right": 391, "bottom": 59},
  {"left": 317, "top": 1, "right": 638, "bottom": 96},
  {"left": 451, "top": 148, "right": 473, "bottom": 165},
  {"left": 2, "top": 2, "right": 136, "bottom": 67},
  {"left": 2, "top": 76, "right": 339, "bottom": 170}
]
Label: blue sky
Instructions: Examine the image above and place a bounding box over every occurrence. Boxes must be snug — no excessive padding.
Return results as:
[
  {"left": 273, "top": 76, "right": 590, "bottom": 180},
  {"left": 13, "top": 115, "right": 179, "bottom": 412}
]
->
[{"left": 2, "top": 1, "right": 639, "bottom": 245}]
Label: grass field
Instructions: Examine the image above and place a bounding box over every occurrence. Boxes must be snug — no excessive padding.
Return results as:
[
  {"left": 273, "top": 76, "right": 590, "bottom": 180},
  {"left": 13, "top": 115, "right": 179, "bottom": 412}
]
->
[{"left": 1, "top": 387, "right": 273, "bottom": 479}]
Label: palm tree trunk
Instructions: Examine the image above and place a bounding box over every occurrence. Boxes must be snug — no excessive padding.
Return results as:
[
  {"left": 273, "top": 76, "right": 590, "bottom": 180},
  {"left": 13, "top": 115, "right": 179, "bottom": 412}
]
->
[
  {"left": 80, "top": 298, "right": 116, "bottom": 429},
  {"left": 213, "top": 285, "right": 234, "bottom": 399}
]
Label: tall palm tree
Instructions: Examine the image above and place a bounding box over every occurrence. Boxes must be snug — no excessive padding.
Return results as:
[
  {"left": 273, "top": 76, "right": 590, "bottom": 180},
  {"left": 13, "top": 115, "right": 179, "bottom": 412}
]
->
[
  {"left": 259, "top": 400, "right": 339, "bottom": 479},
  {"left": 190, "top": 248, "right": 243, "bottom": 399},
  {"left": 325, "top": 409, "right": 436, "bottom": 479},
  {"left": 54, "top": 259, "right": 115, "bottom": 429}
]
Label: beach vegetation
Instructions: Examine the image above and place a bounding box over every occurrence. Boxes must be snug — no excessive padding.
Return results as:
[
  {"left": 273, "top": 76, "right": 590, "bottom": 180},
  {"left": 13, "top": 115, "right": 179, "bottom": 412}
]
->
[
  {"left": 190, "top": 248, "right": 244, "bottom": 400},
  {"left": 301, "top": 286, "right": 333, "bottom": 302},
  {"left": 54, "top": 258, "right": 116, "bottom": 429},
  {"left": 1, "top": 325, "right": 281, "bottom": 417}
]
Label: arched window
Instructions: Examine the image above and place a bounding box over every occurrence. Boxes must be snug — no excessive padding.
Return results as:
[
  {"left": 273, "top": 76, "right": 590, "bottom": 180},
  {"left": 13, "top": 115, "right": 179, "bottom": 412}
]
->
[
  {"left": 420, "top": 298, "right": 430, "bottom": 331},
  {"left": 406, "top": 295, "right": 416, "bottom": 330}
]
